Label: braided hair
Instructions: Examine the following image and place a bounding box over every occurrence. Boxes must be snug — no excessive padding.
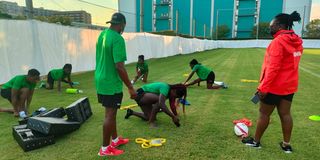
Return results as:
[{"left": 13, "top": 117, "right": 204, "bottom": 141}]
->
[
  {"left": 138, "top": 55, "right": 144, "bottom": 61},
  {"left": 168, "top": 84, "right": 187, "bottom": 115},
  {"left": 189, "top": 59, "right": 199, "bottom": 65},
  {"left": 63, "top": 63, "right": 72, "bottom": 70},
  {"left": 275, "top": 11, "right": 301, "bottom": 30}
]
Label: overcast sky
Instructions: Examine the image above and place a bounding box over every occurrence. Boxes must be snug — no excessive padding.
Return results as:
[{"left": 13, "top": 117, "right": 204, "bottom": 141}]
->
[{"left": 2, "top": 0, "right": 320, "bottom": 25}]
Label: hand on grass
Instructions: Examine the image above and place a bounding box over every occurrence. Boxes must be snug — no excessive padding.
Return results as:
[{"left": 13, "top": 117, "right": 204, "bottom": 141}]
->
[{"left": 172, "top": 116, "right": 180, "bottom": 127}]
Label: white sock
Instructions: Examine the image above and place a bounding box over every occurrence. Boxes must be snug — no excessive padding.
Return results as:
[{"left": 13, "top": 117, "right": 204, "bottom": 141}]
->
[
  {"left": 283, "top": 141, "right": 290, "bottom": 146},
  {"left": 112, "top": 137, "right": 119, "bottom": 143}
]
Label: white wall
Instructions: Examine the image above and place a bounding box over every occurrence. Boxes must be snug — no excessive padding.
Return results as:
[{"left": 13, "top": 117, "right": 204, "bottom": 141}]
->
[
  {"left": 0, "top": 20, "right": 319, "bottom": 84},
  {"left": 118, "top": 0, "right": 136, "bottom": 32},
  {"left": 283, "top": 0, "right": 312, "bottom": 36}
]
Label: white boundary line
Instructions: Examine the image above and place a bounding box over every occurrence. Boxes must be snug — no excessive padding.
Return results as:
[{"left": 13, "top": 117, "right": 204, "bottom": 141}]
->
[{"left": 300, "top": 66, "right": 320, "bottom": 78}]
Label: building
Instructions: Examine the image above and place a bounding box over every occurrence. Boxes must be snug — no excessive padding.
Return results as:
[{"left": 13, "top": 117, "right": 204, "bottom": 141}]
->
[
  {"left": 118, "top": 0, "right": 312, "bottom": 38},
  {"left": 31, "top": 7, "right": 59, "bottom": 17},
  {"left": 55, "top": 11, "right": 92, "bottom": 24},
  {"left": 0, "top": 1, "right": 23, "bottom": 16},
  {"left": 0, "top": 1, "right": 92, "bottom": 24}
]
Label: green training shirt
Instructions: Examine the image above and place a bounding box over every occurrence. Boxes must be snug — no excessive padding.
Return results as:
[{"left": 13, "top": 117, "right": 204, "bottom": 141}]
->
[
  {"left": 192, "top": 64, "right": 212, "bottom": 80},
  {"left": 141, "top": 82, "right": 170, "bottom": 97},
  {"left": 1, "top": 75, "right": 36, "bottom": 90},
  {"left": 50, "top": 69, "right": 66, "bottom": 80},
  {"left": 136, "top": 62, "right": 148, "bottom": 74},
  {"left": 95, "top": 29, "right": 127, "bottom": 95}
]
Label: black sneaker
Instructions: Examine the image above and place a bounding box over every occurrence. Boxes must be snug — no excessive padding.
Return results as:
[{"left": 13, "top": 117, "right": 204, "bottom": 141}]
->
[
  {"left": 124, "top": 109, "right": 133, "bottom": 119},
  {"left": 279, "top": 142, "right": 293, "bottom": 153},
  {"left": 242, "top": 137, "right": 261, "bottom": 148}
]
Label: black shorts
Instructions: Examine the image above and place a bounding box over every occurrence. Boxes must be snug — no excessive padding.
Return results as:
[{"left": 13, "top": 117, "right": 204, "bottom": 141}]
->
[
  {"left": 0, "top": 88, "right": 12, "bottom": 102},
  {"left": 261, "top": 93, "right": 294, "bottom": 106},
  {"left": 47, "top": 72, "right": 54, "bottom": 86},
  {"left": 134, "top": 88, "right": 145, "bottom": 106},
  {"left": 206, "top": 71, "right": 215, "bottom": 84},
  {"left": 97, "top": 93, "right": 123, "bottom": 108}
]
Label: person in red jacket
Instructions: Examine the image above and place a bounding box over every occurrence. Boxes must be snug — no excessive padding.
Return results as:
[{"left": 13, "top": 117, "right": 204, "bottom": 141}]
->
[{"left": 242, "top": 11, "right": 303, "bottom": 153}]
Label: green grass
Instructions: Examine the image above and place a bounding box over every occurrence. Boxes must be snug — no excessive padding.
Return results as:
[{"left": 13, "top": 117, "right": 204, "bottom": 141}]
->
[{"left": 0, "top": 48, "right": 320, "bottom": 160}]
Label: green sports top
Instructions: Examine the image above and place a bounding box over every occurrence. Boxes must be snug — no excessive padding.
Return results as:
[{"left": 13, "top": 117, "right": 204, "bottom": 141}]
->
[
  {"left": 136, "top": 62, "right": 148, "bottom": 74},
  {"left": 1, "top": 75, "right": 36, "bottom": 90},
  {"left": 95, "top": 29, "right": 127, "bottom": 95},
  {"left": 50, "top": 69, "right": 67, "bottom": 80},
  {"left": 192, "top": 64, "right": 212, "bottom": 80},
  {"left": 141, "top": 82, "right": 170, "bottom": 97}
]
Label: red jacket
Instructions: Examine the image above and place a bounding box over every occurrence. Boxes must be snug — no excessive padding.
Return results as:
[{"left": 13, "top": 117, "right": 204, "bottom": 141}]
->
[{"left": 258, "top": 30, "right": 303, "bottom": 95}]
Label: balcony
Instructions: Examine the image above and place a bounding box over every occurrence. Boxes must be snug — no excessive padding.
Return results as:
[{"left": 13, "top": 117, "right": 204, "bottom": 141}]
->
[{"left": 156, "top": 0, "right": 171, "bottom": 6}]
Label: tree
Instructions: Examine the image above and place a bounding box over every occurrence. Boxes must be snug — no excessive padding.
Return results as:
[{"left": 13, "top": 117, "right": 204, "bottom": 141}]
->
[
  {"left": 48, "top": 16, "right": 71, "bottom": 25},
  {"left": 42, "top": 15, "right": 71, "bottom": 26},
  {"left": 14, "top": 15, "right": 27, "bottom": 20},
  {"left": 251, "top": 22, "right": 272, "bottom": 39},
  {"left": 213, "top": 25, "right": 230, "bottom": 39},
  {"left": 304, "top": 19, "right": 320, "bottom": 38},
  {"left": 0, "top": 11, "right": 12, "bottom": 19}
]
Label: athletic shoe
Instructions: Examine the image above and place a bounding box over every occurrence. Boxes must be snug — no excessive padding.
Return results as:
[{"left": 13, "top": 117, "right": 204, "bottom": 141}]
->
[
  {"left": 242, "top": 137, "right": 261, "bottom": 148},
  {"left": 111, "top": 136, "right": 129, "bottom": 147},
  {"left": 279, "top": 142, "right": 293, "bottom": 153},
  {"left": 98, "top": 146, "right": 124, "bottom": 156},
  {"left": 124, "top": 109, "right": 133, "bottom": 119},
  {"left": 222, "top": 83, "right": 228, "bottom": 89},
  {"left": 19, "top": 111, "right": 27, "bottom": 118}
]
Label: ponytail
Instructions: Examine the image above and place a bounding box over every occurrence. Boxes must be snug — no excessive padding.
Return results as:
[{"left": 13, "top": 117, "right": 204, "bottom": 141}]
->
[{"left": 275, "top": 11, "right": 301, "bottom": 30}]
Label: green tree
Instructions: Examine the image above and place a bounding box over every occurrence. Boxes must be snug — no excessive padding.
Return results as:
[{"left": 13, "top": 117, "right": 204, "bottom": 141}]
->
[
  {"left": 14, "top": 15, "right": 27, "bottom": 20},
  {"left": 304, "top": 19, "right": 320, "bottom": 38},
  {"left": 251, "top": 22, "right": 272, "bottom": 39},
  {"left": 34, "top": 16, "right": 49, "bottom": 22},
  {"left": 213, "top": 25, "right": 230, "bottom": 39},
  {"left": 0, "top": 11, "right": 12, "bottom": 19},
  {"left": 34, "top": 15, "right": 71, "bottom": 25},
  {"left": 47, "top": 15, "right": 71, "bottom": 26}
]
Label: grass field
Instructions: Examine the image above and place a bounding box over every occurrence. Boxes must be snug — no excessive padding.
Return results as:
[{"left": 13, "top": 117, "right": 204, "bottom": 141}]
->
[{"left": 0, "top": 48, "right": 319, "bottom": 160}]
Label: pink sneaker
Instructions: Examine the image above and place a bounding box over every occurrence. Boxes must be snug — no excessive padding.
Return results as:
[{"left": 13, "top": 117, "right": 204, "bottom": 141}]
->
[
  {"left": 111, "top": 136, "right": 129, "bottom": 147},
  {"left": 98, "top": 146, "right": 124, "bottom": 156}
]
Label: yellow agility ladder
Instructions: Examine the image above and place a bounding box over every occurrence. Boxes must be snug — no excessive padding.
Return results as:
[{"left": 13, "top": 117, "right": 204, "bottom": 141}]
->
[{"left": 135, "top": 138, "right": 166, "bottom": 149}]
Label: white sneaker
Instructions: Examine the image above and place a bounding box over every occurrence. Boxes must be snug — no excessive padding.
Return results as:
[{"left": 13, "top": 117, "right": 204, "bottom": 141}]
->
[{"left": 19, "top": 111, "right": 27, "bottom": 118}]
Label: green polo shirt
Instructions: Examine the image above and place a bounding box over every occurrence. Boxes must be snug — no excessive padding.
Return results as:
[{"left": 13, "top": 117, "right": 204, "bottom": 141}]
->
[
  {"left": 1, "top": 75, "right": 36, "bottom": 90},
  {"left": 136, "top": 62, "right": 148, "bottom": 74},
  {"left": 50, "top": 69, "right": 67, "bottom": 80},
  {"left": 141, "top": 82, "right": 170, "bottom": 97},
  {"left": 192, "top": 64, "right": 212, "bottom": 80},
  {"left": 95, "top": 29, "right": 127, "bottom": 95}
]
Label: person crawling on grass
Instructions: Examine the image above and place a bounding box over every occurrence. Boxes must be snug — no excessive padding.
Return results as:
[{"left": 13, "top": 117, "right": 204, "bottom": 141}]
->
[
  {"left": 40, "top": 64, "right": 73, "bottom": 92},
  {"left": 131, "top": 55, "right": 148, "bottom": 84},
  {"left": 0, "top": 69, "right": 40, "bottom": 117},
  {"left": 184, "top": 59, "right": 224, "bottom": 89},
  {"left": 124, "top": 82, "right": 187, "bottom": 128}
]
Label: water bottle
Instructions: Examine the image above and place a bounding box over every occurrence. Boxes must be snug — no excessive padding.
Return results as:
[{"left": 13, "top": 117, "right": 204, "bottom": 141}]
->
[{"left": 66, "top": 88, "right": 83, "bottom": 94}]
